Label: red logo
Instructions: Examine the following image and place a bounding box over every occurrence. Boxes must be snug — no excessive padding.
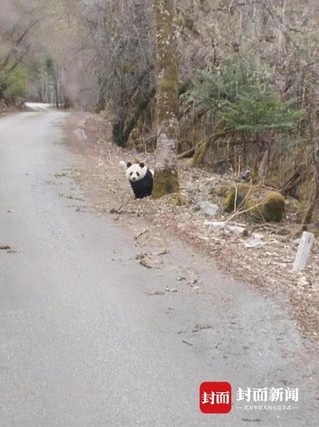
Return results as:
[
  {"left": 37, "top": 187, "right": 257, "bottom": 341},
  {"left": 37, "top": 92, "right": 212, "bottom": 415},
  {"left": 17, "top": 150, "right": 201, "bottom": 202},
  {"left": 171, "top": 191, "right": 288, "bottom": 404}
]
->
[{"left": 200, "top": 382, "right": 232, "bottom": 414}]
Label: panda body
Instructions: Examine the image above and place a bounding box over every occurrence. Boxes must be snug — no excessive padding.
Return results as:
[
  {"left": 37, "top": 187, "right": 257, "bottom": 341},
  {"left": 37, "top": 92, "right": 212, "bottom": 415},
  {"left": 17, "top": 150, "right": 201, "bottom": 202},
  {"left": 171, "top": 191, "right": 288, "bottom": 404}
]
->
[
  {"left": 124, "top": 162, "right": 154, "bottom": 199},
  {"left": 130, "top": 168, "right": 153, "bottom": 199}
]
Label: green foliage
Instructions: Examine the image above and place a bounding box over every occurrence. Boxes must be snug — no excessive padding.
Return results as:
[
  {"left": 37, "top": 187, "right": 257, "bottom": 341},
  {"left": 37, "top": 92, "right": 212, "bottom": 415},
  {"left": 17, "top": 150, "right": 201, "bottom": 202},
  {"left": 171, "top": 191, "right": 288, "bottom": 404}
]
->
[
  {"left": 192, "top": 61, "right": 255, "bottom": 113},
  {"left": 223, "top": 89, "right": 305, "bottom": 133},
  {"left": 0, "top": 62, "right": 27, "bottom": 104},
  {"left": 192, "top": 60, "right": 304, "bottom": 135},
  {"left": 5, "top": 65, "right": 27, "bottom": 99}
]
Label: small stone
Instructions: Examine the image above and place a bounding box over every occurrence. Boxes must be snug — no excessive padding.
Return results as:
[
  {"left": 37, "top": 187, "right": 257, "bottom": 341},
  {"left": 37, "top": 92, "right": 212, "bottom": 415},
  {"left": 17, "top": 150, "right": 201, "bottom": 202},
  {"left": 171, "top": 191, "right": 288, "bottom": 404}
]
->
[
  {"left": 204, "top": 221, "right": 226, "bottom": 230},
  {"left": 245, "top": 233, "right": 264, "bottom": 248},
  {"left": 198, "top": 201, "right": 221, "bottom": 216},
  {"left": 226, "top": 225, "right": 248, "bottom": 237},
  {"left": 205, "top": 221, "right": 248, "bottom": 237},
  {"left": 276, "top": 226, "right": 290, "bottom": 236}
]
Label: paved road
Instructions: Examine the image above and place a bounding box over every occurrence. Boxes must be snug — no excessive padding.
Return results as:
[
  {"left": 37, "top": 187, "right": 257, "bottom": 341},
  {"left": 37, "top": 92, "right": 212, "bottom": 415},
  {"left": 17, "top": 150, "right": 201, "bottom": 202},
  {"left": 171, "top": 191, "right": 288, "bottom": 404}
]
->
[{"left": 0, "top": 109, "right": 318, "bottom": 426}]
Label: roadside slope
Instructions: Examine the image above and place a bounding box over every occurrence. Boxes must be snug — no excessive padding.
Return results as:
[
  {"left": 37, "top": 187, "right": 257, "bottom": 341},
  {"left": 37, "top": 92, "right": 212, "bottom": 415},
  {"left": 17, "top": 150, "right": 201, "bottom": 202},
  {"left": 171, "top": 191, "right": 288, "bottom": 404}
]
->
[{"left": 65, "top": 112, "right": 319, "bottom": 343}]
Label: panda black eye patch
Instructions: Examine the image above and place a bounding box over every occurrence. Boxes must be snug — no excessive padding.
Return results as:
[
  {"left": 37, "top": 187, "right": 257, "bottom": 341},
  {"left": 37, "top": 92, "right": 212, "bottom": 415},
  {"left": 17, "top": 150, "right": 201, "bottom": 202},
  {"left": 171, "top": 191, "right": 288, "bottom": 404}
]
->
[
  {"left": 137, "top": 172, "right": 140, "bottom": 177},
  {"left": 130, "top": 172, "right": 133, "bottom": 176}
]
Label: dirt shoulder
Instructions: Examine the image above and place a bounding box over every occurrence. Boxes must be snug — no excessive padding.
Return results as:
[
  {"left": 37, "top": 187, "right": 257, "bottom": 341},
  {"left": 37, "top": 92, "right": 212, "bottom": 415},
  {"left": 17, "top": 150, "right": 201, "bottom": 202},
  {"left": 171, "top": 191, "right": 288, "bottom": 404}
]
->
[
  {"left": 63, "top": 112, "right": 319, "bottom": 344},
  {"left": 0, "top": 105, "right": 21, "bottom": 117}
]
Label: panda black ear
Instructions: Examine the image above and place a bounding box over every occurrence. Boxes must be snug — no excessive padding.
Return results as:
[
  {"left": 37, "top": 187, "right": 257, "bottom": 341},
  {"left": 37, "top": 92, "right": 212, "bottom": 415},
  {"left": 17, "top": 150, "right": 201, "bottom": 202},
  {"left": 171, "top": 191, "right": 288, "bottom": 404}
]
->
[
  {"left": 127, "top": 162, "right": 132, "bottom": 168},
  {"left": 139, "top": 162, "right": 145, "bottom": 168}
]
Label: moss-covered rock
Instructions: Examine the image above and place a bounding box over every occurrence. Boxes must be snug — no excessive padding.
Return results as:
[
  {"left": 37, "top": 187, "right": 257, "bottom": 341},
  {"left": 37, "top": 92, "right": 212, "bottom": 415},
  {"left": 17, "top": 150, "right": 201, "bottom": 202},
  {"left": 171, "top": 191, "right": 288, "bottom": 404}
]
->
[
  {"left": 247, "top": 191, "right": 285, "bottom": 222},
  {"left": 261, "top": 191, "right": 286, "bottom": 222},
  {"left": 223, "top": 184, "right": 286, "bottom": 222},
  {"left": 223, "top": 184, "right": 250, "bottom": 213}
]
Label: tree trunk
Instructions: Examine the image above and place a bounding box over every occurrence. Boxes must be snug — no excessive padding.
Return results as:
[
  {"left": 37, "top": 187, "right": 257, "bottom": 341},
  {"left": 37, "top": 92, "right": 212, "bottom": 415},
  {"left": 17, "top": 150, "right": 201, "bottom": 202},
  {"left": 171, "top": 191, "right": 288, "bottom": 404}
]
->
[
  {"left": 280, "top": 168, "right": 302, "bottom": 195},
  {"left": 122, "top": 87, "right": 156, "bottom": 147},
  {"left": 152, "top": 0, "right": 179, "bottom": 199},
  {"left": 258, "top": 140, "right": 271, "bottom": 179},
  {"left": 96, "top": 77, "right": 106, "bottom": 113},
  {"left": 301, "top": 140, "right": 319, "bottom": 230},
  {"left": 0, "top": 88, "right": 9, "bottom": 107},
  {"left": 54, "top": 80, "right": 59, "bottom": 108}
]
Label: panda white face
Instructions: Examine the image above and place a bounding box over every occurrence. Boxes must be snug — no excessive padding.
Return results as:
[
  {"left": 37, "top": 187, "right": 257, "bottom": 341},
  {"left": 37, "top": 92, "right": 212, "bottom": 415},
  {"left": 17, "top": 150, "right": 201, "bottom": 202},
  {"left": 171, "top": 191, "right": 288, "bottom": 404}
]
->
[{"left": 126, "top": 162, "right": 147, "bottom": 182}]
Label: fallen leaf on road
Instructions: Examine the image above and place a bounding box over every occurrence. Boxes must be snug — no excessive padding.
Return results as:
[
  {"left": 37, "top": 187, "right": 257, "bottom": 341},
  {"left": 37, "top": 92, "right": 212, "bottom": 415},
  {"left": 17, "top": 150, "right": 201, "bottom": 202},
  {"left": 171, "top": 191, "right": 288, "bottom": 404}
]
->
[
  {"left": 165, "top": 287, "right": 178, "bottom": 293},
  {"left": 0, "top": 245, "right": 11, "bottom": 250},
  {"left": 59, "top": 193, "right": 84, "bottom": 201},
  {"left": 136, "top": 253, "right": 163, "bottom": 269},
  {"left": 195, "top": 324, "right": 212, "bottom": 330}
]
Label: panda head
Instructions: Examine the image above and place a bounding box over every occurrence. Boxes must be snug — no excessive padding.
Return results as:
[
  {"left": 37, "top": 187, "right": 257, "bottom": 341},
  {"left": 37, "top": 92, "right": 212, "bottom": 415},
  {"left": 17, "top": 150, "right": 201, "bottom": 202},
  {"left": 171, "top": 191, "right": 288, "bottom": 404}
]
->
[{"left": 126, "top": 162, "right": 147, "bottom": 182}]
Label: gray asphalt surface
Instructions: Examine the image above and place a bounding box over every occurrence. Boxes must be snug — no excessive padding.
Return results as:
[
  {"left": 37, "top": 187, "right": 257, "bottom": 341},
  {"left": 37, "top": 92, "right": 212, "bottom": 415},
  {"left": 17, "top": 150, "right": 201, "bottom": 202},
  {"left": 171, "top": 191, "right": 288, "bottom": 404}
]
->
[{"left": 0, "top": 109, "right": 318, "bottom": 427}]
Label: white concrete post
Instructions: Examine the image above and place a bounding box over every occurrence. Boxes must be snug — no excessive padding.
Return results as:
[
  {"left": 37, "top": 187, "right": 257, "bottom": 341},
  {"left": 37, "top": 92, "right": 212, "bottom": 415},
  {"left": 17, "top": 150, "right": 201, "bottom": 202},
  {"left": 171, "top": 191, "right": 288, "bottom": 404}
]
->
[{"left": 292, "top": 232, "right": 315, "bottom": 272}]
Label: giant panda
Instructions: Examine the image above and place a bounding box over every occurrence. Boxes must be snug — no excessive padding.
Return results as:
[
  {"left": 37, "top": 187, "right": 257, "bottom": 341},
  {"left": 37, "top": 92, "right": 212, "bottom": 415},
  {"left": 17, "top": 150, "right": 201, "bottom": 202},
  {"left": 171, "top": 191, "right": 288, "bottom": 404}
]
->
[{"left": 120, "top": 161, "right": 154, "bottom": 199}]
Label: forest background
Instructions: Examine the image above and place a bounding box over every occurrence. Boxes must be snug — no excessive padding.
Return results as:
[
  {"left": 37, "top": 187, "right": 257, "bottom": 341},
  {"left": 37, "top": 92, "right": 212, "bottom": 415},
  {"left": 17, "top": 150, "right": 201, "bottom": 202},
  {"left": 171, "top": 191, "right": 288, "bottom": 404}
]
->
[{"left": 1, "top": 0, "right": 318, "bottom": 227}]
